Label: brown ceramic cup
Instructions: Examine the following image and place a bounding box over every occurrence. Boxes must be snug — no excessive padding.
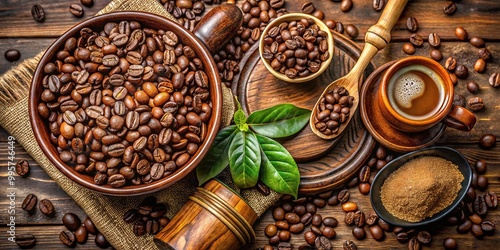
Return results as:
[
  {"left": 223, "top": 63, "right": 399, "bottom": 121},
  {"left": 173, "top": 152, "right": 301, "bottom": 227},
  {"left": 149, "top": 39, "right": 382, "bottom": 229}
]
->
[{"left": 378, "top": 56, "right": 476, "bottom": 133}]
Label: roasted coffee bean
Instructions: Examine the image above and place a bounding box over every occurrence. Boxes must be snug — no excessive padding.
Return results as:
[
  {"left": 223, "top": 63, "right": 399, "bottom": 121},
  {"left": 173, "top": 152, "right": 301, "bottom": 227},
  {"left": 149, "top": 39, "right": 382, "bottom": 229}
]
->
[
  {"left": 471, "top": 224, "right": 484, "bottom": 238},
  {"left": 275, "top": 220, "right": 289, "bottom": 230},
  {"left": 417, "top": 231, "right": 431, "bottom": 244},
  {"left": 16, "top": 234, "right": 36, "bottom": 248},
  {"left": 338, "top": 189, "right": 349, "bottom": 203},
  {"left": 468, "top": 96, "right": 484, "bottom": 111},
  {"left": 409, "top": 34, "right": 423, "bottom": 47},
  {"left": 428, "top": 33, "right": 441, "bottom": 47},
  {"left": 470, "top": 36, "right": 485, "bottom": 48},
  {"left": 294, "top": 205, "right": 306, "bottom": 216},
  {"left": 455, "top": 27, "right": 468, "bottom": 41},
  {"left": 123, "top": 208, "right": 139, "bottom": 223},
  {"left": 443, "top": 2, "right": 457, "bottom": 15},
  {"left": 312, "top": 214, "right": 322, "bottom": 227},
  {"left": 315, "top": 235, "right": 332, "bottom": 250},
  {"left": 75, "top": 226, "right": 88, "bottom": 244},
  {"left": 366, "top": 211, "right": 378, "bottom": 226},
  {"left": 301, "top": 2, "right": 315, "bottom": 14},
  {"left": 290, "top": 223, "right": 305, "bottom": 233},
  {"left": 406, "top": 17, "right": 418, "bottom": 32},
  {"left": 353, "top": 211, "right": 365, "bottom": 227},
  {"left": 453, "top": 94, "right": 466, "bottom": 107},
  {"left": 345, "top": 24, "right": 358, "bottom": 38},
  {"left": 445, "top": 57, "right": 457, "bottom": 71},
  {"left": 489, "top": 73, "right": 500, "bottom": 88},
  {"left": 481, "top": 220, "right": 495, "bottom": 233},
  {"left": 430, "top": 49, "right": 442, "bottom": 61},
  {"left": 322, "top": 217, "right": 337, "bottom": 227},
  {"left": 335, "top": 22, "right": 344, "bottom": 34},
  {"left": 352, "top": 227, "right": 365, "bottom": 240},
  {"left": 16, "top": 160, "right": 30, "bottom": 176},
  {"left": 341, "top": 0, "right": 353, "bottom": 12},
  {"left": 310, "top": 225, "right": 322, "bottom": 236},
  {"left": 22, "top": 193, "right": 38, "bottom": 211},
  {"left": 273, "top": 207, "right": 285, "bottom": 220},
  {"left": 285, "top": 212, "right": 301, "bottom": 224},
  {"left": 474, "top": 59, "right": 486, "bottom": 73},
  {"left": 81, "top": 0, "right": 94, "bottom": 7},
  {"left": 343, "top": 240, "right": 357, "bottom": 250},
  {"left": 278, "top": 230, "right": 291, "bottom": 242},
  {"left": 408, "top": 237, "right": 421, "bottom": 250},
  {"left": 265, "top": 224, "right": 278, "bottom": 237},
  {"left": 83, "top": 216, "right": 98, "bottom": 235},
  {"left": 31, "top": 4, "right": 45, "bottom": 22},
  {"left": 304, "top": 231, "right": 317, "bottom": 245},
  {"left": 95, "top": 232, "right": 110, "bottom": 248},
  {"left": 467, "top": 81, "right": 480, "bottom": 94},
  {"left": 479, "top": 134, "right": 496, "bottom": 149},
  {"left": 344, "top": 212, "right": 355, "bottom": 225},
  {"left": 373, "top": 0, "right": 385, "bottom": 11},
  {"left": 403, "top": 43, "right": 415, "bottom": 55},
  {"left": 396, "top": 232, "right": 409, "bottom": 243},
  {"left": 5, "top": 49, "right": 21, "bottom": 62},
  {"left": 457, "top": 219, "right": 473, "bottom": 233},
  {"left": 443, "top": 237, "right": 457, "bottom": 250},
  {"left": 39, "top": 199, "right": 54, "bottom": 215},
  {"left": 69, "top": 4, "right": 84, "bottom": 18},
  {"left": 477, "top": 175, "right": 489, "bottom": 191},
  {"left": 478, "top": 48, "right": 491, "bottom": 61},
  {"left": 59, "top": 230, "right": 76, "bottom": 247},
  {"left": 369, "top": 225, "right": 385, "bottom": 241},
  {"left": 63, "top": 213, "right": 81, "bottom": 231},
  {"left": 146, "top": 219, "right": 160, "bottom": 234},
  {"left": 322, "top": 226, "right": 336, "bottom": 239},
  {"left": 455, "top": 65, "right": 468, "bottom": 79},
  {"left": 341, "top": 202, "right": 357, "bottom": 212},
  {"left": 484, "top": 191, "right": 498, "bottom": 208},
  {"left": 378, "top": 218, "right": 392, "bottom": 232}
]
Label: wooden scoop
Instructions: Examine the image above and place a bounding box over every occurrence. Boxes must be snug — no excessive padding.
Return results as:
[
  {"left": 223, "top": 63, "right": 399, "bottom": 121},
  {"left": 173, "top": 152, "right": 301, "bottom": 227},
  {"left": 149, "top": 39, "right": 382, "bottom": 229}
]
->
[{"left": 310, "top": 0, "right": 408, "bottom": 140}]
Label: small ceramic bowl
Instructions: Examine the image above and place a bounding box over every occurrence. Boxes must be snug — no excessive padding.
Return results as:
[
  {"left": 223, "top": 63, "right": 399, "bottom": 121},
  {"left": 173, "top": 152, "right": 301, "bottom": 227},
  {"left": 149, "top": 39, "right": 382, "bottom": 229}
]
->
[
  {"left": 259, "top": 13, "right": 334, "bottom": 83},
  {"left": 370, "top": 146, "right": 472, "bottom": 227},
  {"left": 29, "top": 12, "right": 223, "bottom": 196}
]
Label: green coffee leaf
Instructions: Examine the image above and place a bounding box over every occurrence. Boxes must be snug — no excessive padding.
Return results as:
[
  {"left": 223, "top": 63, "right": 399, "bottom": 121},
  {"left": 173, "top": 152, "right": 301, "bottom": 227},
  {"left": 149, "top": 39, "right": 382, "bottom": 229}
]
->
[
  {"left": 229, "top": 130, "right": 261, "bottom": 188},
  {"left": 196, "top": 125, "right": 238, "bottom": 185},
  {"left": 247, "top": 104, "right": 311, "bottom": 138},
  {"left": 257, "top": 134, "right": 300, "bottom": 198}
]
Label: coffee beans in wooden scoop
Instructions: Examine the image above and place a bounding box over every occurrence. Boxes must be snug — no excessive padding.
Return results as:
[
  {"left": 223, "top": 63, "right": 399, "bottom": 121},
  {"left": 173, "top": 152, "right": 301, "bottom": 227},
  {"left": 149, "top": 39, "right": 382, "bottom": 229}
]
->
[
  {"left": 123, "top": 196, "right": 170, "bottom": 236},
  {"left": 314, "top": 86, "right": 354, "bottom": 135},
  {"left": 262, "top": 18, "right": 330, "bottom": 79}
]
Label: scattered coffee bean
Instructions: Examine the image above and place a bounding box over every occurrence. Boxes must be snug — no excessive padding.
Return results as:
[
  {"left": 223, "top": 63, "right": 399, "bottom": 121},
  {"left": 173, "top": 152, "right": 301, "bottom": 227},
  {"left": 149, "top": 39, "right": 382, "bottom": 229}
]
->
[
  {"left": 265, "top": 224, "right": 278, "bottom": 237},
  {"left": 409, "top": 33, "right": 423, "bottom": 47},
  {"left": 474, "top": 59, "right": 486, "bottom": 73},
  {"left": 95, "top": 232, "right": 110, "bottom": 248},
  {"left": 4, "top": 49, "right": 21, "bottom": 62},
  {"left": 322, "top": 226, "right": 336, "bottom": 239},
  {"left": 406, "top": 17, "right": 418, "bottom": 32},
  {"left": 417, "top": 231, "right": 431, "bottom": 244},
  {"left": 470, "top": 36, "right": 485, "bottom": 48},
  {"left": 481, "top": 220, "right": 496, "bottom": 233},
  {"left": 408, "top": 237, "right": 421, "bottom": 250},
  {"left": 373, "top": 0, "right": 385, "bottom": 11},
  {"left": 31, "top": 4, "right": 45, "bottom": 22},
  {"left": 343, "top": 240, "right": 357, "bottom": 250},
  {"left": 430, "top": 49, "right": 442, "bottom": 61},
  {"left": 273, "top": 207, "right": 285, "bottom": 220},
  {"left": 75, "top": 226, "right": 88, "bottom": 244},
  {"left": 15, "top": 234, "right": 36, "bottom": 248},
  {"left": 455, "top": 65, "right": 468, "bottom": 79},
  {"left": 428, "top": 33, "right": 441, "bottom": 47},
  {"left": 453, "top": 94, "right": 466, "bottom": 107},
  {"left": 315, "top": 235, "right": 332, "bottom": 250},
  {"left": 449, "top": 72, "right": 458, "bottom": 85},
  {"left": 445, "top": 57, "right": 457, "bottom": 71},
  {"left": 475, "top": 159, "right": 487, "bottom": 174},
  {"left": 396, "top": 232, "right": 409, "bottom": 243},
  {"left": 369, "top": 225, "right": 385, "bottom": 241},
  {"left": 341, "top": 0, "right": 353, "bottom": 12},
  {"left": 63, "top": 213, "right": 82, "bottom": 231},
  {"left": 301, "top": 2, "right": 315, "bottom": 14},
  {"left": 443, "top": 237, "right": 458, "bottom": 250},
  {"left": 257, "top": 181, "right": 271, "bottom": 196},
  {"left": 467, "top": 81, "right": 479, "bottom": 94},
  {"left": 468, "top": 96, "right": 484, "bottom": 111},
  {"left": 341, "top": 202, "right": 357, "bottom": 212},
  {"left": 489, "top": 73, "right": 499, "bottom": 88},
  {"left": 471, "top": 224, "right": 484, "bottom": 238},
  {"left": 338, "top": 189, "right": 350, "bottom": 203},
  {"left": 457, "top": 219, "right": 473, "bottom": 234},
  {"left": 81, "top": 0, "right": 94, "bottom": 7},
  {"left": 335, "top": 22, "right": 344, "bottom": 34},
  {"left": 59, "top": 230, "right": 76, "bottom": 247},
  {"left": 15, "top": 160, "right": 30, "bottom": 176},
  {"left": 484, "top": 191, "right": 498, "bottom": 208},
  {"left": 69, "top": 4, "right": 84, "bottom": 18},
  {"left": 479, "top": 134, "right": 496, "bottom": 149},
  {"left": 345, "top": 24, "right": 358, "bottom": 39},
  {"left": 403, "top": 43, "right": 415, "bottom": 55},
  {"left": 352, "top": 227, "right": 366, "bottom": 240},
  {"left": 478, "top": 48, "right": 491, "bottom": 61},
  {"left": 83, "top": 216, "right": 98, "bottom": 235},
  {"left": 443, "top": 1, "right": 457, "bottom": 15},
  {"left": 455, "top": 27, "right": 468, "bottom": 40},
  {"left": 304, "top": 231, "right": 317, "bottom": 245},
  {"left": 38, "top": 199, "right": 54, "bottom": 215},
  {"left": 22, "top": 193, "right": 38, "bottom": 212},
  {"left": 278, "top": 230, "right": 291, "bottom": 241}
]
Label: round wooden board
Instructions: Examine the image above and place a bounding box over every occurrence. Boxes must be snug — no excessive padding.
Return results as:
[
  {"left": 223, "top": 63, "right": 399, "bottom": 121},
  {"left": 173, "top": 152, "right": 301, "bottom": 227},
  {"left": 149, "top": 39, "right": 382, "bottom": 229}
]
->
[{"left": 233, "top": 32, "right": 376, "bottom": 194}]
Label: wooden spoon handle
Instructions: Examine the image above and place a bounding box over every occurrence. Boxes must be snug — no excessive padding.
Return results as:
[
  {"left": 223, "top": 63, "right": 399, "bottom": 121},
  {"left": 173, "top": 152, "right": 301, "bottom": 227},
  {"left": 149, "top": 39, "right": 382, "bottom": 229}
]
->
[{"left": 365, "top": 0, "right": 408, "bottom": 50}]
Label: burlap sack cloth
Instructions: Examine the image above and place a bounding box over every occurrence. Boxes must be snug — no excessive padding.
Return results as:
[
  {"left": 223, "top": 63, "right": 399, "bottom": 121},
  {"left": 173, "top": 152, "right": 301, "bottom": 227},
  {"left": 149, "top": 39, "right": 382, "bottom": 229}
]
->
[{"left": 0, "top": 0, "right": 281, "bottom": 249}]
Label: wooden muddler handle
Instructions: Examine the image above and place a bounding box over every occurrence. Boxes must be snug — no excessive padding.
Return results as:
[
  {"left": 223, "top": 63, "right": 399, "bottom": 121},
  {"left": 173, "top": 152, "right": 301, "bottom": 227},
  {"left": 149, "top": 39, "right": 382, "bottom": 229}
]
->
[
  {"left": 193, "top": 4, "right": 243, "bottom": 54},
  {"left": 365, "top": 0, "right": 409, "bottom": 51}
]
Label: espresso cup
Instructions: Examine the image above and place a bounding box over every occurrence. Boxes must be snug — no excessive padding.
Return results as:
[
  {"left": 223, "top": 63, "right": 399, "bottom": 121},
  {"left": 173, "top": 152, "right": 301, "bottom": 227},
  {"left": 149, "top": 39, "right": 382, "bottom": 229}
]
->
[{"left": 378, "top": 56, "right": 476, "bottom": 133}]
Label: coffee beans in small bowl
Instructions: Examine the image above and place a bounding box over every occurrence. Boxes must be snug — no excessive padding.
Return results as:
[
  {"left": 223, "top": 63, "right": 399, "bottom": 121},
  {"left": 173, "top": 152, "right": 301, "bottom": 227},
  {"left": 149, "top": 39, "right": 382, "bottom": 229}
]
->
[
  {"left": 29, "top": 12, "right": 223, "bottom": 196},
  {"left": 259, "top": 13, "right": 334, "bottom": 83}
]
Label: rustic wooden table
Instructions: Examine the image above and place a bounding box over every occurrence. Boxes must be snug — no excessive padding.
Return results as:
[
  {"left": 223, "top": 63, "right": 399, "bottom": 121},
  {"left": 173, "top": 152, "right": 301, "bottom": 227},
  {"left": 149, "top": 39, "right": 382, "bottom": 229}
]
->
[{"left": 0, "top": 0, "right": 499, "bottom": 249}]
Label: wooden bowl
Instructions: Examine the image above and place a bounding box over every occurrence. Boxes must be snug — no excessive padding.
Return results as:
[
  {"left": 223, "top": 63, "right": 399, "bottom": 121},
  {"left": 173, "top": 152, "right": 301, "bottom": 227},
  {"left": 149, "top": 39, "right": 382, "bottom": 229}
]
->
[
  {"left": 28, "top": 12, "right": 223, "bottom": 196},
  {"left": 258, "top": 13, "right": 334, "bottom": 83},
  {"left": 370, "top": 146, "right": 472, "bottom": 227}
]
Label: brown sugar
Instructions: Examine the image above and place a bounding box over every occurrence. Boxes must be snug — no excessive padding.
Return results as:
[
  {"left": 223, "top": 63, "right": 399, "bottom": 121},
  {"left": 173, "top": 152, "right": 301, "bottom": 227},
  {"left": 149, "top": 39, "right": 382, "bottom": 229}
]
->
[{"left": 380, "top": 156, "right": 464, "bottom": 222}]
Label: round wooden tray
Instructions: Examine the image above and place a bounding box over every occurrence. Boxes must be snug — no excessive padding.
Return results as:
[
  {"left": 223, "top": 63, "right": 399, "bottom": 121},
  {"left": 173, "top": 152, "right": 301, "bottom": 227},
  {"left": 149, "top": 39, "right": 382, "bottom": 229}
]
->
[{"left": 232, "top": 32, "right": 376, "bottom": 195}]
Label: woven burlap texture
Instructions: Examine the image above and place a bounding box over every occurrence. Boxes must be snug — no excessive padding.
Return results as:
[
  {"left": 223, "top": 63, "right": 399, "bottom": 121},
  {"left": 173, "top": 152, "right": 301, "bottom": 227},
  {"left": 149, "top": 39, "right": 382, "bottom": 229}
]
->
[{"left": 0, "top": 0, "right": 281, "bottom": 249}]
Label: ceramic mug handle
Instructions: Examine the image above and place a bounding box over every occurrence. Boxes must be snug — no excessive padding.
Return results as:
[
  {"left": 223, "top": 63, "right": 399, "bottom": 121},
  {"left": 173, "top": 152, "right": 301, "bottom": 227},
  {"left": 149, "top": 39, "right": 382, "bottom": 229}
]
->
[{"left": 442, "top": 105, "right": 476, "bottom": 131}]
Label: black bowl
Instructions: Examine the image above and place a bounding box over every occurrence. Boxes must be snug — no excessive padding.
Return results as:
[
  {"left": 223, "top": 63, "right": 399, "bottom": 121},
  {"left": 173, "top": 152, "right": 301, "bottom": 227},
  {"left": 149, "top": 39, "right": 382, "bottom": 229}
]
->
[{"left": 370, "top": 146, "right": 472, "bottom": 227}]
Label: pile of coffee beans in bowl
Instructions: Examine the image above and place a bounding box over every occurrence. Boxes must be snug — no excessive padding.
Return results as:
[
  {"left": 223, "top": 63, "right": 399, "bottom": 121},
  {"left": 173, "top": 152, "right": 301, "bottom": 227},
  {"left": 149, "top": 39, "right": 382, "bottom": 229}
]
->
[{"left": 36, "top": 20, "right": 212, "bottom": 188}]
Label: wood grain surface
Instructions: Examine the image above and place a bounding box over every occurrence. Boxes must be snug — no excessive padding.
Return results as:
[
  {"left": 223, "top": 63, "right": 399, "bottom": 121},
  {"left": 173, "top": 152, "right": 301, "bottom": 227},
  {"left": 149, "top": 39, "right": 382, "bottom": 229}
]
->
[{"left": 0, "top": 0, "right": 499, "bottom": 249}]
